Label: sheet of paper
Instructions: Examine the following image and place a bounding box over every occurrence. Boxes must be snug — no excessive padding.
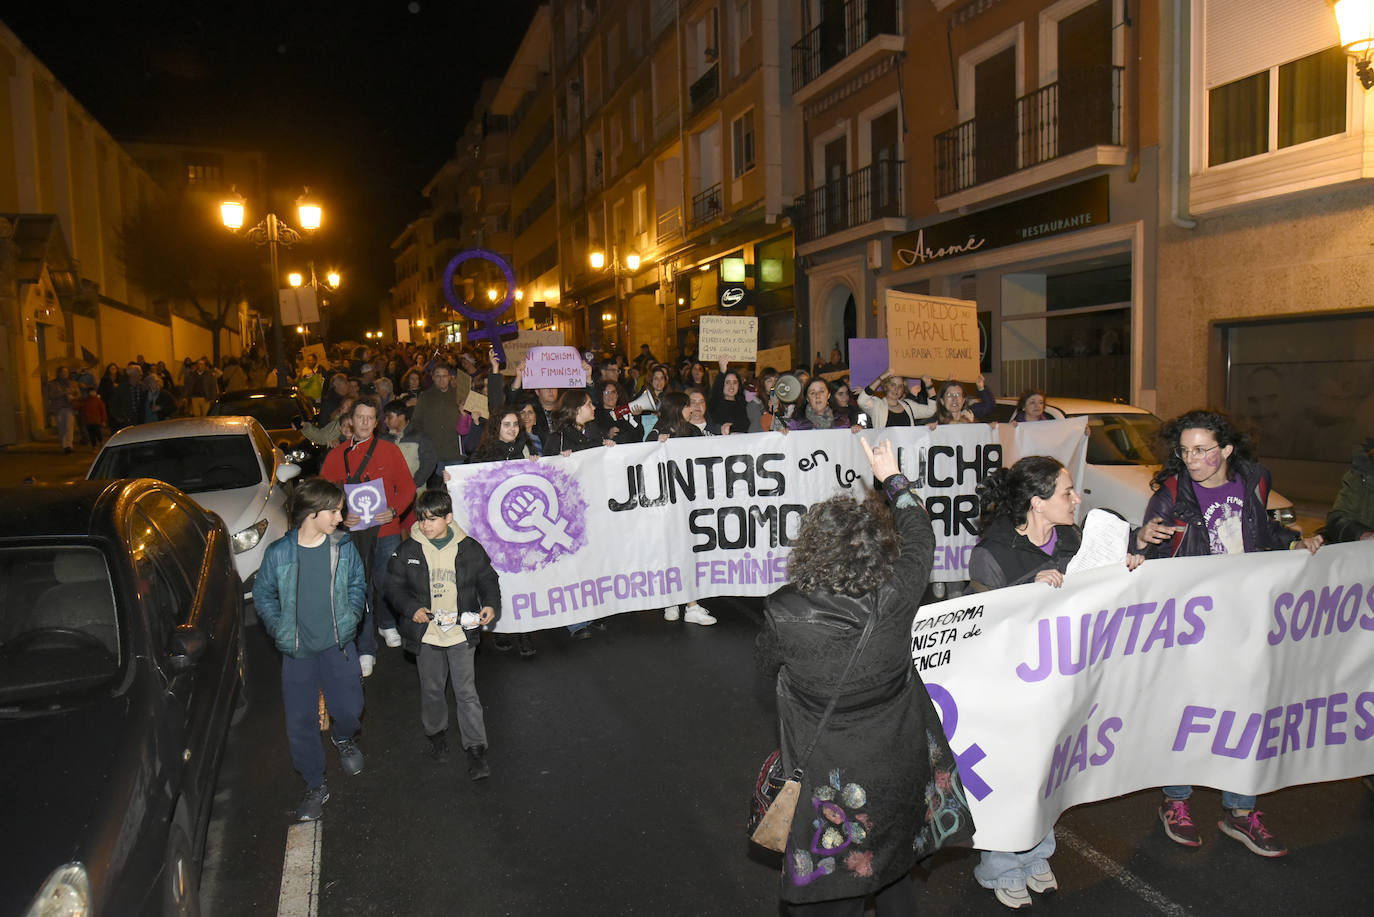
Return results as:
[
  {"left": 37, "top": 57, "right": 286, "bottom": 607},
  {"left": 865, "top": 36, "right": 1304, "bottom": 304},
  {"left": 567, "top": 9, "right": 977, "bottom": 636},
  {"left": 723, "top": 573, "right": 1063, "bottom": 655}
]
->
[{"left": 1066, "top": 508, "right": 1130, "bottom": 575}]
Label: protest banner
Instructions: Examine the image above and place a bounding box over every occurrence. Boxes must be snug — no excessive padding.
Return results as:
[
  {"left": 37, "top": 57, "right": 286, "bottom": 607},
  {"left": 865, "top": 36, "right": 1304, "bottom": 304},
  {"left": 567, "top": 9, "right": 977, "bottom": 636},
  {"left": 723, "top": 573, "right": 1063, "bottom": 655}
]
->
[
  {"left": 884, "top": 292, "right": 978, "bottom": 381},
  {"left": 301, "top": 343, "right": 327, "bottom": 366},
  {"left": 756, "top": 344, "right": 793, "bottom": 373},
  {"left": 698, "top": 315, "right": 759, "bottom": 362},
  {"left": 463, "top": 390, "right": 490, "bottom": 419},
  {"left": 911, "top": 541, "right": 1374, "bottom": 851},
  {"left": 395, "top": 318, "right": 411, "bottom": 343},
  {"left": 344, "top": 480, "right": 385, "bottom": 531},
  {"left": 847, "top": 338, "right": 889, "bottom": 390},
  {"left": 522, "top": 346, "right": 587, "bottom": 389},
  {"left": 501, "top": 330, "right": 565, "bottom": 375},
  {"left": 441, "top": 420, "right": 1088, "bottom": 634}
]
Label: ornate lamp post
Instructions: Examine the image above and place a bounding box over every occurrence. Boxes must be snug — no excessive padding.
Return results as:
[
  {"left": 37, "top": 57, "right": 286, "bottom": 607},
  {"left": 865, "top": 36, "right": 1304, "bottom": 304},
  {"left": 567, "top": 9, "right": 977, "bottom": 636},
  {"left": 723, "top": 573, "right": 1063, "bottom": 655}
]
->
[
  {"left": 220, "top": 186, "right": 322, "bottom": 387},
  {"left": 587, "top": 245, "right": 642, "bottom": 356}
]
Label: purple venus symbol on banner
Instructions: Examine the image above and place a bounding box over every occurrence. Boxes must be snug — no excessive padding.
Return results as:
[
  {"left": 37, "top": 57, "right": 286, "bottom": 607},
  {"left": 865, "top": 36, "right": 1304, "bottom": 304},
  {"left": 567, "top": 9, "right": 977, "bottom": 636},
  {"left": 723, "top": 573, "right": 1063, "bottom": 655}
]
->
[
  {"left": 442, "top": 248, "right": 520, "bottom": 364},
  {"left": 345, "top": 480, "right": 385, "bottom": 531},
  {"left": 460, "top": 464, "right": 588, "bottom": 573}
]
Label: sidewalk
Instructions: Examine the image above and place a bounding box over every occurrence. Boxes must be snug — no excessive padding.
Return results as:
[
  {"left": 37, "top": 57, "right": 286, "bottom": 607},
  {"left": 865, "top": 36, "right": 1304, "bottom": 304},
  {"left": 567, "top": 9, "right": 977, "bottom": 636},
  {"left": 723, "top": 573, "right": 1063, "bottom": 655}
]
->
[{"left": 0, "top": 438, "right": 98, "bottom": 484}]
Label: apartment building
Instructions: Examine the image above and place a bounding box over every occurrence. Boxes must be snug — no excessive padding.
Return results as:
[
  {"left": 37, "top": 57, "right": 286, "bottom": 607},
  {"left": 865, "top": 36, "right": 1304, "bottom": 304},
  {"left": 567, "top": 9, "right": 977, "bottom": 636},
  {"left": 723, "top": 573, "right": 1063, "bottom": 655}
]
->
[{"left": 550, "top": 0, "right": 800, "bottom": 362}]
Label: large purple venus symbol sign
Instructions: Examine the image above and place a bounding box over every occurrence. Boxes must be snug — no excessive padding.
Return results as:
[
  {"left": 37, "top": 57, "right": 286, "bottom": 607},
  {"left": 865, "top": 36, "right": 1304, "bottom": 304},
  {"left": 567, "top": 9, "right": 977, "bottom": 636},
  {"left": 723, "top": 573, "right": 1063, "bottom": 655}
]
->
[{"left": 442, "top": 248, "right": 520, "bottom": 364}]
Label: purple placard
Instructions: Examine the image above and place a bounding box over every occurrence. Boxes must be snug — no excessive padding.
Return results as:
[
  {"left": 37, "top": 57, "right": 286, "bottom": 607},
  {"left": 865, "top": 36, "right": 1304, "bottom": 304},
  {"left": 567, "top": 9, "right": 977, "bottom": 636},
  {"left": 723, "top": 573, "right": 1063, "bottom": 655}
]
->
[
  {"left": 345, "top": 480, "right": 386, "bottom": 531},
  {"left": 848, "top": 338, "right": 889, "bottom": 390},
  {"left": 522, "top": 346, "right": 587, "bottom": 389}
]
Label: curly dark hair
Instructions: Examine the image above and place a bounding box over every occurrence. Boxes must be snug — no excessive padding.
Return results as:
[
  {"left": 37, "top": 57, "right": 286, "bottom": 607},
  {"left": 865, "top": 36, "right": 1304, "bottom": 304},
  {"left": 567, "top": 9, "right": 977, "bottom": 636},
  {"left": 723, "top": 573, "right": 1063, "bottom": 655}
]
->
[
  {"left": 550, "top": 389, "right": 592, "bottom": 432},
  {"left": 1150, "top": 409, "right": 1254, "bottom": 491},
  {"left": 470, "top": 408, "right": 531, "bottom": 461},
  {"left": 977, "top": 456, "right": 1065, "bottom": 529},
  {"left": 788, "top": 489, "right": 899, "bottom": 597}
]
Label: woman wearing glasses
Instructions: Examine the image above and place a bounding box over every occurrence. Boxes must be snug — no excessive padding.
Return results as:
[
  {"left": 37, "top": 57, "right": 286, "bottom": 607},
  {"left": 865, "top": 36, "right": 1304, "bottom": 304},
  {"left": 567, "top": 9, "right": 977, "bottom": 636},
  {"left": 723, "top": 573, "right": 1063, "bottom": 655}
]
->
[{"left": 1135, "top": 409, "right": 1321, "bottom": 859}]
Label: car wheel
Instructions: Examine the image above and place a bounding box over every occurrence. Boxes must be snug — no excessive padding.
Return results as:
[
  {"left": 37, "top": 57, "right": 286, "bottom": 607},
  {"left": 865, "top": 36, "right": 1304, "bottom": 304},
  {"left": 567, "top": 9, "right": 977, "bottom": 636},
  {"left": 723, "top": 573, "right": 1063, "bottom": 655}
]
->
[{"left": 162, "top": 823, "right": 201, "bottom": 917}]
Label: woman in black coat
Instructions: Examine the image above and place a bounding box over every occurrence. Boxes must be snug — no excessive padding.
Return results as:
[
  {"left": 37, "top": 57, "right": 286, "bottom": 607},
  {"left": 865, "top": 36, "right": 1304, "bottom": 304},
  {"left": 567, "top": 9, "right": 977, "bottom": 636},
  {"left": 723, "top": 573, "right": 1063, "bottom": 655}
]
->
[
  {"left": 756, "top": 439, "right": 974, "bottom": 914},
  {"left": 708, "top": 359, "right": 751, "bottom": 433},
  {"left": 542, "top": 390, "right": 613, "bottom": 456}
]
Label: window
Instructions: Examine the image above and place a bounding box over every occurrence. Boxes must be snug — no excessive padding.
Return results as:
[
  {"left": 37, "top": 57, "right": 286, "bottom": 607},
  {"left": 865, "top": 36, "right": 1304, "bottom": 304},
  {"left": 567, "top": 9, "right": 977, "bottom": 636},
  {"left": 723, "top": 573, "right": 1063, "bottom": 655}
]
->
[
  {"left": 633, "top": 185, "right": 648, "bottom": 236},
  {"left": 1208, "top": 46, "right": 1346, "bottom": 166},
  {"left": 732, "top": 110, "right": 756, "bottom": 178}
]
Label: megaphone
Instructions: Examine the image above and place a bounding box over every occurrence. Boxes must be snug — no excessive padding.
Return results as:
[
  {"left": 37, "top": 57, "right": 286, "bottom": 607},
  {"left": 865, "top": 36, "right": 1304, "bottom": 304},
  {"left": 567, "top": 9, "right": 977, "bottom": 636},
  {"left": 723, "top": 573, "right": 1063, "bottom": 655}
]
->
[
  {"left": 774, "top": 373, "right": 802, "bottom": 404},
  {"left": 628, "top": 389, "right": 659, "bottom": 414}
]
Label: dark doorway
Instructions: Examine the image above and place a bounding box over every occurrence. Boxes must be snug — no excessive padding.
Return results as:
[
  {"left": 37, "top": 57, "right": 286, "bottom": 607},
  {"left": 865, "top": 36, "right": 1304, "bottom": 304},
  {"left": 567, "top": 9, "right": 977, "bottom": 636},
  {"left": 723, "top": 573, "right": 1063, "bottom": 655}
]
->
[
  {"left": 1057, "top": 0, "right": 1114, "bottom": 155},
  {"left": 975, "top": 46, "right": 1018, "bottom": 183},
  {"left": 823, "top": 136, "right": 848, "bottom": 234}
]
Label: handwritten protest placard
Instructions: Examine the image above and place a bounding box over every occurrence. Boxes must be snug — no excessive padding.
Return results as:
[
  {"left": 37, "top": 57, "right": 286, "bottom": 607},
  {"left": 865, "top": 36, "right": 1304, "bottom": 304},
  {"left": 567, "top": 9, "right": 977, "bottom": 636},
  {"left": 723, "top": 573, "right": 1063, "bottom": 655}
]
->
[
  {"left": 301, "top": 343, "right": 327, "bottom": 367},
  {"left": 502, "top": 330, "right": 565, "bottom": 375},
  {"left": 462, "top": 390, "right": 490, "bottom": 419},
  {"left": 697, "top": 315, "right": 758, "bottom": 362},
  {"left": 522, "top": 346, "right": 587, "bottom": 388},
  {"left": 755, "top": 344, "right": 793, "bottom": 373},
  {"left": 884, "top": 291, "right": 978, "bottom": 380}
]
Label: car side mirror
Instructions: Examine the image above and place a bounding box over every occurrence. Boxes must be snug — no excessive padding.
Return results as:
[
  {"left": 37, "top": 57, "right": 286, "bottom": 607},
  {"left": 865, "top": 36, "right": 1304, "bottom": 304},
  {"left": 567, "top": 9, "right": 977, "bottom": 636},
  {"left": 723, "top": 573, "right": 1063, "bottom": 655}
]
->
[
  {"left": 276, "top": 463, "right": 302, "bottom": 483},
  {"left": 168, "top": 625, "right": 208, "bottom": 671}
]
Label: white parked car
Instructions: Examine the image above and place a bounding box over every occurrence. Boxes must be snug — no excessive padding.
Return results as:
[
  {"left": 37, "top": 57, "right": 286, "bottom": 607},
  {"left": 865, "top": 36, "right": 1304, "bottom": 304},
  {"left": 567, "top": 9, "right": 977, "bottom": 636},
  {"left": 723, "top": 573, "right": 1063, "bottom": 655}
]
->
[
  {"left": 88, "top": 416, "right": 301, "bottom": 597},
  {"left": 990, "top": 397, "right": 1296, "bottom": 529}
]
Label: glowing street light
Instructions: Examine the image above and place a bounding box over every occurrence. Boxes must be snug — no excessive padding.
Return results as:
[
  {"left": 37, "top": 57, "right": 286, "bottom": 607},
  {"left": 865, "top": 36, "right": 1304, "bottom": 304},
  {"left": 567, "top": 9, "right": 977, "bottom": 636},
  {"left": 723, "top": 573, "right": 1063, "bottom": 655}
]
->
[{"left": 288, "top": 272, "right": 303, "bottom": 288}]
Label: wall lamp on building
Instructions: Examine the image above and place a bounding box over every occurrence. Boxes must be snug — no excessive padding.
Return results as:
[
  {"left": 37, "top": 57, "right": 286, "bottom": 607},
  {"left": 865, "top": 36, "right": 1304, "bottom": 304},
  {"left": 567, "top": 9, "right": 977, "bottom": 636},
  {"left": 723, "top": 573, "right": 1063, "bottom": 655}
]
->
[
  {"left": 221, "top": 186, "right": 322, "bottom": 387},
  {"left": 1335, "top": 0, "right": 1374, "bottom": 89}
]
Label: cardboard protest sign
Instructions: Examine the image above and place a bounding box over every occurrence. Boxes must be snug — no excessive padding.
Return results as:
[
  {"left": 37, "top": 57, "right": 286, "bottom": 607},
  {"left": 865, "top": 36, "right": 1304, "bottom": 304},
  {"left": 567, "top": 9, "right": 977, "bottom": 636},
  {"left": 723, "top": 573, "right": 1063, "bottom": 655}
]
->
[
  {"left": 697, "top": 315, "right": 758, "bottom": 362},
  {"left": 755, "top": 344, "right": 793, "bottom": 373},
  {"left": 884, "top": 291, "right": 978, "bottom": 381},
  {"left": 462, "top": 390, "right": 490, "bottom": 420},
  {"left": 847, "top": 337, "right": 889, "bottom": 389},
  {"left": 344, "top": 480, "right": 386, "bottom": 531},
  {"left": 301, "top": 343, "right": 327, "bottom": 367},
  {"left": 278, "top": 286, "right": 319, "bottom": 324},
  {"left": 502, "top": 330, "right": 565, "bottom": 375},
  {"left": 395, "top": 318, "right": 411, "bottom": 343},
  {"left": 522, "top": 346, "right": 587, "bottom": 388}
]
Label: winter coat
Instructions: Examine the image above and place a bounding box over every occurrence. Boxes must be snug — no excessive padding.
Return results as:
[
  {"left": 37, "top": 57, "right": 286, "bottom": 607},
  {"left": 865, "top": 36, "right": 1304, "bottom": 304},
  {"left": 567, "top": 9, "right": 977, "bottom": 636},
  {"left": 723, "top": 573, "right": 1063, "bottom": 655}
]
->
[
  {"left": 386, "top": 527, "right": 501, "bottom": 654},
  {"left": 413, "top": 384, "right": 464, "bottom": 462},
  {"left": 320, "top": 435, "right": 417, "bottom": 539},
  {"left": 969, "top": 516, "right": 1082, "bottom": 590},
  {"left": 755, "top": 478, "right": 975, "bottom": 903},
  {"left": 253, "top": 530, "right": 365, "bottom": 657},
  {"left": 1323, "top": 439, "right": 1374, "bottom": 543},
  {"left": 543, "top": 423, "right": 601, "bottom": 455},
  {"left": 855, "top": 387, "right": 935, "bottom": 429},
  {"left": 1139, "top": 458, "right": 1297, "bottom": 559},
  {"left": 707, "top": 374, "right": 751, "bottom": 433}
]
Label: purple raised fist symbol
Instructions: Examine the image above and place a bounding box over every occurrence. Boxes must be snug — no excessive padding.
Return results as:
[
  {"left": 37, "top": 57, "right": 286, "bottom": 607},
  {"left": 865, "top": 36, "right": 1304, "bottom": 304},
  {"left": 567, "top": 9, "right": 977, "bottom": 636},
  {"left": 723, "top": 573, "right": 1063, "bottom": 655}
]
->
[{"left": 489, "top": 474, "right": 574, "bottom": 551}]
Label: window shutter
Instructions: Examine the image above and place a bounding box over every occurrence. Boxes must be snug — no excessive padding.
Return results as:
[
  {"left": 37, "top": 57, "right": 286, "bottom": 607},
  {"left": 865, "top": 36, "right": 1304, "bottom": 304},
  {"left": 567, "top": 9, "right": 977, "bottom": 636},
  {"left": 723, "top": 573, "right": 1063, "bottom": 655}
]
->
[{"left": 1205, "top": 0, "right": 1340, "bottom": 88}]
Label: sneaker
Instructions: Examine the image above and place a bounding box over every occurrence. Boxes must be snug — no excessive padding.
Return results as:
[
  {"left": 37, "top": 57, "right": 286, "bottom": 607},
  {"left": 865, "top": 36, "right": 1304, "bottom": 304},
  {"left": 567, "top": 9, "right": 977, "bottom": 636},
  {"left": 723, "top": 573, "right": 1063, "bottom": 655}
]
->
[
  {"left": 571, "top": 626, "right": 592, "bottom": 641},
  {"left": 663, "top": 605, "right": 680, "bottom": 621},
  {"left": 333, "top": 735, "right": 364, "bottom": 776},
  {"left": 684, "top": 605, "right": 716, "bottom": 626},
  {"left": 466, "top": 745, "right": 491, "bottom": 781},
  {"left": 296, "top": 785, "right": 329, "bottom": 822},
  {"left": 1025, "top": 866, "right": 1057, "bottom": 894},
  {"left": 1218, "top": 809, "right": 1287, "bottom": 857},
  {"left": 379, "top": 627, "right": 402, "bottom": 648},
  {"left": 492, "top": 634, "right": 513, "bottom": 652},
  {"left": 359, "top": 654, "right": 375, "bottom": 677},
  {"left": 424, "top": 733, "right": 449, "bottom": 764},
  {"left": 517, "top": 634, "right": 537, "bottom": 658},
  {"left": 993, "top": 885, "right": 1032, "bottom": 909},
  {"left": 1159, "top": 797, "right": 1201, "bottom": 847}
]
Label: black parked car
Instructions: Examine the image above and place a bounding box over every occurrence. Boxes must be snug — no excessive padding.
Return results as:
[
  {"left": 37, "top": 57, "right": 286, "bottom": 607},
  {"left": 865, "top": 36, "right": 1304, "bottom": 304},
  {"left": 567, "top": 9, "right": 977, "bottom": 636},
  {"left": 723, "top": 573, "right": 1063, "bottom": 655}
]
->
[
  {"left": 209, "top": 387, "right": 325, "bottom": 474},
  {"left": 0, "top": 480, "right": 243, "bottom": 917}
]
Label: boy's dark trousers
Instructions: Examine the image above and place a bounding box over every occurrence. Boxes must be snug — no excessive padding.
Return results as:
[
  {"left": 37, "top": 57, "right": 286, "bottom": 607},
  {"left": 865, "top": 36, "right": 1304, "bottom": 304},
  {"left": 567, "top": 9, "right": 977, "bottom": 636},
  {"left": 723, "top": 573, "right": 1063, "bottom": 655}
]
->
[{"left": 282, "top": 643, "right": 364, "bottom": 788}]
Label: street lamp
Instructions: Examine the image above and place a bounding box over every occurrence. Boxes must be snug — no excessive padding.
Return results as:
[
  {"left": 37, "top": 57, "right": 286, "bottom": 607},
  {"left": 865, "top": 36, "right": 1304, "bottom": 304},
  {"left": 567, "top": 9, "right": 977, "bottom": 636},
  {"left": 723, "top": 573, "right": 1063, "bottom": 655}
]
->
[
  {"left": 220, "top": 185, "right": 322, "bottom": 388},
  {"left": 289, "top": 261, "right": 341, "bottom": 344},
  {"left": 587, "top": 246, "right": 642, "bottom": 356},
  {"left": 1334, "top": 1, "right": 1374, "bottom": 88},
  {"left": 288, "top": 272, "right": 303, "bottom": 288}
]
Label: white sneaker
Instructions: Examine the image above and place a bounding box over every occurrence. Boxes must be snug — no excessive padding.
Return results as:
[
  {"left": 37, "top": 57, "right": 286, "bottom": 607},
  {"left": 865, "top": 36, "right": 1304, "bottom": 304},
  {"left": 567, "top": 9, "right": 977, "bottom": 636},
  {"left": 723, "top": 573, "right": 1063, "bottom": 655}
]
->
[
  {"left": 663, "top": 605, "right": 680, "bottom": 622},
  {"left": 993, "top": 885, "right": 1032, "bottom": 909},
  {"left": 359, "top": 654, "right": 375, "bottom": 677},
  {"left": 1025, "top": 866, "right": 1057, "bottom": 894},
  {"left": 380, "top": 627, "right": 402, "bottom": 648},
  {"left": 683, "top": 605, "right": 716, "bottom": 626}
]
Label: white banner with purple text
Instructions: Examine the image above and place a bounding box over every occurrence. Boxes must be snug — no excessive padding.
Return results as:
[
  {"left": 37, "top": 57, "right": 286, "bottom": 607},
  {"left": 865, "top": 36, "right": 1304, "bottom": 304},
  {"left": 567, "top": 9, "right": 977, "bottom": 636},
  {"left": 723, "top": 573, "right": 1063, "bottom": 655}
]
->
[{"left": 912, "top": 541, "right": 1374, "bottom": 851}]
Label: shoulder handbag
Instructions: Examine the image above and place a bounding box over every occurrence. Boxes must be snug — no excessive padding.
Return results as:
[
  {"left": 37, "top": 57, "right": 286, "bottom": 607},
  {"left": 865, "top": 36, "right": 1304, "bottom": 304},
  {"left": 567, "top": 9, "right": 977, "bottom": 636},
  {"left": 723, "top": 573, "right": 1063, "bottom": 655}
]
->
[{"left": 748, "top": 608, "right": 879, "bottom": 853}]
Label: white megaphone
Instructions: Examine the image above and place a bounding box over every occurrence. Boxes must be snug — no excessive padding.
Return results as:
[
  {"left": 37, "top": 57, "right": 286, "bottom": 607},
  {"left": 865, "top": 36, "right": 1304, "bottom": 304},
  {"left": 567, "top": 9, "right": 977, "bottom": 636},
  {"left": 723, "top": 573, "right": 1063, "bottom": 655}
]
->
[
  {"left": 773, "top": 373, "right": 802, "bottom": 404},
  {"left": 628, "top": 389, "right": 659, "bottom": 414}
]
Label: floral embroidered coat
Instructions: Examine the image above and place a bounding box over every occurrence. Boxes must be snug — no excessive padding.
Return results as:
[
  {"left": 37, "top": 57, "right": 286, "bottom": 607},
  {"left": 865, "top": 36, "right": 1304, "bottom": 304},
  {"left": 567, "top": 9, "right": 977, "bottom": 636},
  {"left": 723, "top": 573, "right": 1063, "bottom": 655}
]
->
[{"left": 755, "top": 480, "right": 976, "bottom": 903}]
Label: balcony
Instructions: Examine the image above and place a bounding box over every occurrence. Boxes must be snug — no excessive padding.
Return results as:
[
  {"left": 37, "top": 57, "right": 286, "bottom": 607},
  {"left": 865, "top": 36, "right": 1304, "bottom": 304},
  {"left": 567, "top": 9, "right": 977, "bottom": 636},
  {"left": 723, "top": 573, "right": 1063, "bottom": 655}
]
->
[
  {"left": 793, "top": 159, "right": 904, "bottom": 247},
  {"left": 656, "top": 206, "right": 683, "bottom": 245},
  {"left": 689, "top": 183, "right": 723, "bottom": 231},
  {"left": 792, "top": 0, "right": 901, "bottom": 103},
  {"left": 934, "top": 66, "right": 1124, "bottom": 207},
  {"left": 689, "top": 65, "right": 720, "bottom": 118}
]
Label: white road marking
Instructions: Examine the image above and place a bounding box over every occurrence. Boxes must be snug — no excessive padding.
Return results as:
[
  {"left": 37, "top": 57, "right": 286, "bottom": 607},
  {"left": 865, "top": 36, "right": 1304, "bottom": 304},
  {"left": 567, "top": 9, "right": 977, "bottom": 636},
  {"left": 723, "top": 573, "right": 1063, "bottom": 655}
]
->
[
  {"left": 1057, "top": 826, "right": 1190, "bottom": 916},
  {"left": 278, "top": 820, "right": 322, "bottom": 917}
]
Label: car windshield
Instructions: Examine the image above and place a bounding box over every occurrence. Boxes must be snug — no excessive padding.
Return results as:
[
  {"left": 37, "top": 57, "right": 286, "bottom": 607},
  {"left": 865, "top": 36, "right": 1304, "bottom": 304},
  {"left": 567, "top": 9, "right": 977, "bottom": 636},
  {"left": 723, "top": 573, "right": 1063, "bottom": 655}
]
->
[
  {"left": 1072, "top": 412, "right": 1166, "bottom": 466},
  {"left": 0, "top": 546, "right": 120, "bottom": 703},
  {"left": 210, "top": 397, "right": 305, "bottom": 429},
  {"left": 91, "top": 434, "right": 263, "bottom": 493}
]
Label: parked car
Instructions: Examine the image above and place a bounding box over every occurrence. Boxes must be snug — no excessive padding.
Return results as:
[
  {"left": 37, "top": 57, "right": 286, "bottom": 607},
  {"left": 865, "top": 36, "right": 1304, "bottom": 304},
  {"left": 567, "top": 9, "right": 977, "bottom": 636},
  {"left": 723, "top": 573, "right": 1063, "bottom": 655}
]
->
[
  {"left": 990, "top": 397, "right": 1296, "bottom": 528},
  {"left": 208, "top": 387, "right": 324, "bottom": 475},
  {"left": 88, "top": 416, "right": 300, "bottom": 598},
  {"left": 0, "top": 479, "right": 243, "bottom": 917}
]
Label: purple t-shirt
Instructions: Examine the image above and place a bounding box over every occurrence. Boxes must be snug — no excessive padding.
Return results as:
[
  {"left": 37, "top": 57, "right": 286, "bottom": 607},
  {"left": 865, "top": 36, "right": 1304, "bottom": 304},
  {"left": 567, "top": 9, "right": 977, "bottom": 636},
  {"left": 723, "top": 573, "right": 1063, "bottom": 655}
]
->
[
  {"left": 1038, "top": 528, "right": 1059, "bottom": 556},
  {"left": 1195, "top": 477, "right": 1246, "bottom": 555}
]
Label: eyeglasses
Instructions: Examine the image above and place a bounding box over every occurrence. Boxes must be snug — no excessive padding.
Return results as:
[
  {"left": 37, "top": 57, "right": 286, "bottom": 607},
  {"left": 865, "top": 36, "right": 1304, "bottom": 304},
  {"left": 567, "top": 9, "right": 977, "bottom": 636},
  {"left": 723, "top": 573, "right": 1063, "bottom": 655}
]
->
[{"left": 1177, "top": 444, "right": 1222, "bottom": 460}]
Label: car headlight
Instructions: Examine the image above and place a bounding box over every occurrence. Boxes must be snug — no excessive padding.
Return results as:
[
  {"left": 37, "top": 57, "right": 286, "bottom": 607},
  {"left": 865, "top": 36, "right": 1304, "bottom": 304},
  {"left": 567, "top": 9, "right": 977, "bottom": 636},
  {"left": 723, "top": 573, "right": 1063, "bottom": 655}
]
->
[
  {"left": 1270, "top": 507, "right": 1297, "bottom": 527},
  {"left": 286, "top": 448, "right": 310, "bottom": 464},
  {"left": 26, "top": 863, "right": 89, "bottom": 917},
  {"left": 232, "top": 518, "right": 271, "bottom": 553}
]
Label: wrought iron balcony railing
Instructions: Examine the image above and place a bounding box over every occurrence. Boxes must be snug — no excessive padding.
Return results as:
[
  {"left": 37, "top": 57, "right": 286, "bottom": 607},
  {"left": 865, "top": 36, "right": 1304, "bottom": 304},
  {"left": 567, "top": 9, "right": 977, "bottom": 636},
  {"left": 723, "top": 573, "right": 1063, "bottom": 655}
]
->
[
  {"left": 792, "top": 0, "right": 899, "bottom": 92},
  {"left": 794, "top": 159, "right": 904, "bottom": 245},
  {"left": 689, "top": 183, "right": 723, "bottom": 231}
]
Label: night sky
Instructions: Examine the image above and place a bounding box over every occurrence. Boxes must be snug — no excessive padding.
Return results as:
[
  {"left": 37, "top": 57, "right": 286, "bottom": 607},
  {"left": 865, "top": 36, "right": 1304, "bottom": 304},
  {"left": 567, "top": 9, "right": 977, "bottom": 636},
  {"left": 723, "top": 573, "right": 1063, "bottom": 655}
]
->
[{"left": 5, "top": 0, "right": 542, "bottom": 335}]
